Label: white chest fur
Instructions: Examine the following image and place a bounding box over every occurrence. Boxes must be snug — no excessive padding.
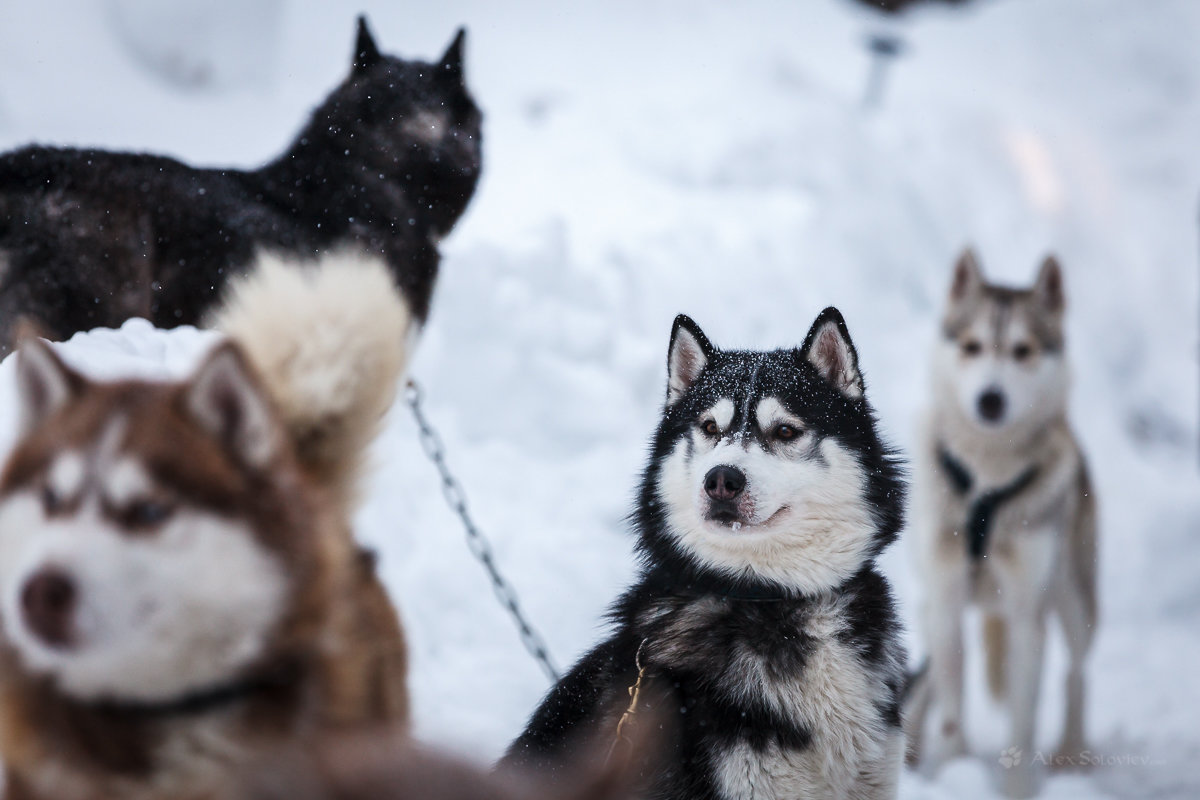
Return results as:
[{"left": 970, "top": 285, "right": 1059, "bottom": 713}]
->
[{"left": 712, "top": 600, "right": 899, "bottom": 800}]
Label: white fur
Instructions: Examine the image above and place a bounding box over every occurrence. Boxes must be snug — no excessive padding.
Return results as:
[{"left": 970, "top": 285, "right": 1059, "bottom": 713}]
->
[
  {"left": 702, "top": 399, "right": 735, "bottom": 432},
  {"left": 48, "top": 452, "right": 87, "bottom": 503},
  {"left": 710, "top": 595, "right": 901, "bottom": 798},
  {"left": 658, "top": 428, "right": 876, "bottom": 595},
  {"left": 401, "top": 109, "right": 451, "bottom": 146},
  {"left": 212, "top": 249, "right": 411, "bottom": 508},
  {"left": 0, "top": 489, "right": 287, "bottom": 702},
  {"left": 936, "top": 314, "right": 1069, "bottom": 436},
  {"left": 103, "top": 458, "right": 155, "bottom": 508},
  {"left": 754, "top": 397, "right": 804, "bottom": 432}
]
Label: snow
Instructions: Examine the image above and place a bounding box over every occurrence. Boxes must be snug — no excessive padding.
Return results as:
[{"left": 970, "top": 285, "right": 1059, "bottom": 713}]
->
[{"left": 1, "top": 0, "right": 1198, "bottom": 797}]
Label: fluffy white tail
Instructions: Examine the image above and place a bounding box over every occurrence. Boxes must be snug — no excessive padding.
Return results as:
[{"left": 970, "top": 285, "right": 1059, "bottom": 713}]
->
[{"left": 212, "top": 250, "right": 411, "bottom": 510}]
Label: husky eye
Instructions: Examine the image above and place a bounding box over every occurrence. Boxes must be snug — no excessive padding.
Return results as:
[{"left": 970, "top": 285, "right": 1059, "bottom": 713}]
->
[
  {"left": 41, "top": 485, "right": 64, "bottom": 515},
  {"left": 774, "top": 424, "right": 802, "bottom": 441},
  {"left": 701, "top": 420, "right": 721, "bottom": 437},
  {"left": 961, "top": 340, "right": 982, "bottom": 357},
  {"left": 1013, "top": 343, "right": 1033, "bottom": 361},
  {"left": 124, "top": 500, "right": 174, "bottom": 528}
]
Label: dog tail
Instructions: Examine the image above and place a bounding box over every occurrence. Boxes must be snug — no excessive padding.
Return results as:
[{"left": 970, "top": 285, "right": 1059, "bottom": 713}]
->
[
  {"left": 983, "top": 613, "right": 1008, "bottom": 701},
  {"left": 212, "top": 249, "right": 411, "bottom": 510}
]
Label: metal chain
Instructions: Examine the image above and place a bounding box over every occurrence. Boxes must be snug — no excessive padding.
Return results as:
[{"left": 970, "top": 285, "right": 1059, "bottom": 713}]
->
[{"left": 403, "top": 379, "right": 560, "bottom": 684}]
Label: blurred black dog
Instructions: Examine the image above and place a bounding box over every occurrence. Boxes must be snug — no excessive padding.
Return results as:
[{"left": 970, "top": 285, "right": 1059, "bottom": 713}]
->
[{"left": 0, "top": 17, "right": 482, "bottom": 353}]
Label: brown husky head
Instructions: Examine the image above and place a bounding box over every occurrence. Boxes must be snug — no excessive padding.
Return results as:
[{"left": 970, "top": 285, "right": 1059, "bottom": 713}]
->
[
  {"left": 0, "top": 339, "right": 326, "bottom": 705},
  {"left": 935, "top": 248, "right": 1070, "bottom": 433}
]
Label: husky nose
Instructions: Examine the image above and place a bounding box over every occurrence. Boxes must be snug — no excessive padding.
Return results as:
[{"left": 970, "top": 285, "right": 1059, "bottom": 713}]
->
[
  {"left": 977, "top": 389, "right": 1006, "bottom": 423},
  {"left": 704, "top": 465, "right": 746, "bottom": 501},
  {"left": 21, "top": 567, "right": 77, "bottom": 649}
]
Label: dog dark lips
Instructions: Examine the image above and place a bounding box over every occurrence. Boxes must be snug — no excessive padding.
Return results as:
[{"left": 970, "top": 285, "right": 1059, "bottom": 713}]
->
[
  {"left": 705, "top": 502, "right": 741, "bottom": 526},
  {"left": 706, "top": 505, "right": 790, "bottom": 531}
]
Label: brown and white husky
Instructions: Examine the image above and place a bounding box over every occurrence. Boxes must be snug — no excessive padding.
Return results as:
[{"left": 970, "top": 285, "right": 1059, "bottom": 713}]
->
[
  {"left": 0, "top": 250, "right": 410, "bottom": 800},
  {"left": 903, "top": 249, "right": 1098, "bottom": 799}
]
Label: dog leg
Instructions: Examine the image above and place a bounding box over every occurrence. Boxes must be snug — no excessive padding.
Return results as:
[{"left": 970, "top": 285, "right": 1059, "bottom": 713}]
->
[
  {"left": 1054, "top": 475, "right": 1097, "bottom": 769},
  {"left": 901, "top": 663, "right": 932, "bottom": 766},
  {"left": 1001, "top": 603, "right": 1046, "bottom": 799},
  {"left": 922, "top": 569, "right": 969, "bottom": 767},
  {"left": 1052, "top": 576, "right": 1093, "bottom": 767}
]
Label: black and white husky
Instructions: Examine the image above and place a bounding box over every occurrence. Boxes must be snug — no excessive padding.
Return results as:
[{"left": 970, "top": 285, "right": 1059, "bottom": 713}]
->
[
  {"left": 503, "top": 309, "right": 907, "bottom": 800},
  {"left": 0, "top": 17, "right": 481, "bottom": 354}
]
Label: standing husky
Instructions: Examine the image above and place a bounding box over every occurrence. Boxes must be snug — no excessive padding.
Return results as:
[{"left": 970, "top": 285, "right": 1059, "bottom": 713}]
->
[
  {"left": 0, "top": 251, "right": 410, "bottom": 800},
  {"left": 0, "top": 16, "right": 481, "bottom": 354},
  {"left": 503, "top": 309, "right": 907, "bottom": 800},
  {"left": 903, "top": 250, "right": 1098, "bottom": 798}
]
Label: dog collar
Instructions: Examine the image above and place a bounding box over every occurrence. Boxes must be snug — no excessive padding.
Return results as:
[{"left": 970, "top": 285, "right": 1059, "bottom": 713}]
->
[
  {"left": 650, "top": 568, "right": 790, "bottom": 603},
  {"left": 86, "top": 665, "right": 297, "bottom": 720},
  {"left": 707, "top": 585, "right": 789, "bottom": 602},
  {"left": 937, "top": 445, "right": 1038, "bottom": 560}
]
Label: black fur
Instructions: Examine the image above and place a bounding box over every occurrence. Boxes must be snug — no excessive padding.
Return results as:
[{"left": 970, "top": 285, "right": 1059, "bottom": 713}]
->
[
  {"left": 0, "top": 16, "right": 482, "bottom": 353},
  {"left": 502, "top": 310, "right": 907, "bottom": 799}
]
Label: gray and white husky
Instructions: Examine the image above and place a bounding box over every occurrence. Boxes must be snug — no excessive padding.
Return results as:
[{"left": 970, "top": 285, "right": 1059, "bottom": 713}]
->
[
  {"left": 904, "top": 250, "right": 1098, "bottom": 799},
  {"left": 503, "top": 308, "right": 907, "bottom": 800}
]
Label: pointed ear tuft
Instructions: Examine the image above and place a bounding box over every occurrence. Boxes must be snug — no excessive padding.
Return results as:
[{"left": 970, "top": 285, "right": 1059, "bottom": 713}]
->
[
  {"left": 1033, "top": 254, "right": 1065, "bottom": 312},
  {"left": 185, "top": 343, "right": 281, "bottom": 468},
  {"left": 15, "top": 339, "right": 84, "bottom": 436},
  {"left": 439, "top": 27, "right": 466, "bottom": 81},
  {"left": 666, "top": 314, "right": 714, "bottom": 407},
  {"left": 949, "top": 247, "right": 984, "bottom": 303},
  {"left": 352, "top": 15, "right": 382, "bottom": 75},
  {"left": 801, "top": 307, "right": 864, "bottom": 400}
]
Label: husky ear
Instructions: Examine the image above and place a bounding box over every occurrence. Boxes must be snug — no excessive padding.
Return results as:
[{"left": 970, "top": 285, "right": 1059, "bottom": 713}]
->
[
  {"left": 185, "top": 342, "right": 281, "bottom": 468},
  {"left": 801, "top": 307, "right": 863, "bottom": 400},
  {"left": 15, "top": 338, "right": 84, "bottom": 436},
  {"left": 438, "top": 27, "right": 466, "bottom": 82},
  {"left": 352, "top": 15, "right": 382, "bottom": 75},
  {"left": 666, "top": 314, "right": 714, "bottom": 407},
  {"left": 949, "top": 247, "right": 984, "bottom": 303},
  {"left": 1033, "top": 254, "right": 1065, "bottom": 312}
]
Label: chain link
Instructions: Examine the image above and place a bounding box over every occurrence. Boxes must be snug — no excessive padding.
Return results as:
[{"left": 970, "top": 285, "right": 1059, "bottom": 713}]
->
[{"left": 404, "top": 379, "right": 560, "bottom": 684}]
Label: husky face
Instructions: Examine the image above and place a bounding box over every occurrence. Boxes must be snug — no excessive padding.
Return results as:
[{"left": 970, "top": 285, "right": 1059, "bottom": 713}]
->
[
  {"left": 329, "top": 18, "right": 483, "bottom": 235},
  {"left": 0, "top": 341, "right": 307, "bottom": 704},
  {"left": 937, "top": 249, "right": 1069, "bottom": 432},
  {"left": 640, "top": 309, "right": 904, "bottom": 596}
]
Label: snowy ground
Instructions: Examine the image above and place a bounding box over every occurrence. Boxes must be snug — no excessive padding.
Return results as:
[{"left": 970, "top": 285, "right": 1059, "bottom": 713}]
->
[{"left": 1, "top": 0, "right": 1198, "bottom": 797}]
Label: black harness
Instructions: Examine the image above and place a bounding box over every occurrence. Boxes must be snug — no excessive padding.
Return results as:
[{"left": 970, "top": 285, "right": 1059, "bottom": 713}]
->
[{"left": 938, "top": 446, "right": 1038, "bottom": 560}]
